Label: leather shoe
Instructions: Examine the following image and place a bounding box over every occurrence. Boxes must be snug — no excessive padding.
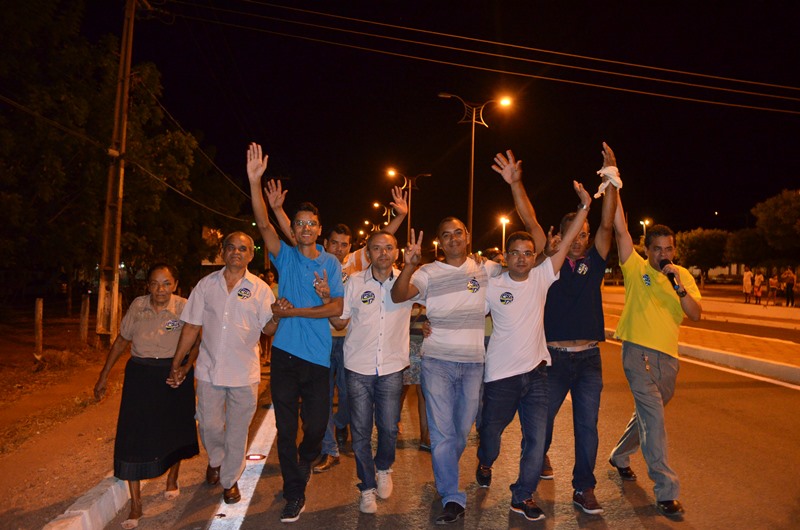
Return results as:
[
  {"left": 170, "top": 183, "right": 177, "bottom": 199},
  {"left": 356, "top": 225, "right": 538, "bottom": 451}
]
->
[
  {"left": 312, "top": 454, "right": 340, "bottom": 473},
  {"left": 435, "top": 502, "right": 465, "bottom": 525},
  {"left": 609, "top": 459, "right": 637, "bottom": 481},
  {"left": 206, "top": 465, "right": 220, "bottom": 485},
  {"left": 656, "top": 499, "right": 684, "bottom": 517},
  {"left": 223, "top": 483, "right": 241, "bottom": 504}
]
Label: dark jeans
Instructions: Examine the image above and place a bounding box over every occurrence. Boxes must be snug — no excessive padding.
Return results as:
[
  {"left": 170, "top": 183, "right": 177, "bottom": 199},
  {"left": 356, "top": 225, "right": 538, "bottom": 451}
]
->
[
  {"left": 321, "top": 336, "right": 348, "bottom": 457},
  {"left": 543, "top": 347, "right": 604, "bottom": 490},
  {"left": 270, "top": 346, "right": 330, "bottom": 501},
  {"left": 347, "top": 369, "right": 403, "bottom": 491},
  {"left": 477, "top": 362, "right": 548, "bottom": 504},
  {"left": 786, "top": 284, "right": 795, "bottom": 307}
]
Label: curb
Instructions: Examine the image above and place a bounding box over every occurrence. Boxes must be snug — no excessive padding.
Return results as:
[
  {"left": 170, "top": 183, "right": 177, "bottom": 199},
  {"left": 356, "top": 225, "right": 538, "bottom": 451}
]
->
[{"left": 43, "top": 475, "right": 130, "bottom": 530}]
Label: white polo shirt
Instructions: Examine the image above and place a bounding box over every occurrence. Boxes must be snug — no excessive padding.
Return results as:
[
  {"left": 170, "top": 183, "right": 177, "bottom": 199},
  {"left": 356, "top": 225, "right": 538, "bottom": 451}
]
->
[
  {"left": 342, "top": 266, "right": 416, "bottom": 376},
  {"left": 182, "top": 268, "right": 274, "bottom": 386},
  {"left": 411, "top": 258, "right": 502, "bottom": 363},
  {"left": 485, "top": 258, "right": 558, "bottom": 382}
]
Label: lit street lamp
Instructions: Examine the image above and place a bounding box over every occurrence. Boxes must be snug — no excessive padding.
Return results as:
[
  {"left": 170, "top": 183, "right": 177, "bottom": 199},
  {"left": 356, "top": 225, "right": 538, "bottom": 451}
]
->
[
  {"left": 433, "top": 239, "right": 439, "bottom": 258},
  {"left": 373, "top": 202, "right": 394, "bottom": 227},
  {"left": 439, "top": 92, "right": 512, "bottom": 252},
  {"left": 500, "top": 216, "right": 510, "bottom": 254},
  {"left": 640, "top": 219, "right": 651, "bottom": 241},
  {"left": 387, "top": 169, "right": 431, "bottom": 244}
]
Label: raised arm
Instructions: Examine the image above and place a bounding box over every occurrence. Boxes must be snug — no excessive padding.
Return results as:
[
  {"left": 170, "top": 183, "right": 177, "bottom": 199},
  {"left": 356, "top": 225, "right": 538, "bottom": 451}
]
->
[
  {"left": 265, "top": 179, "right": 294, "bottom": 243},
  {"left": 391, "top": 229, "right": 423, "bottom": 302},
  {"left": 246, "top": 143, "right": 282, "bottom": 257},
  {"left": 613, "top": 192, "right": 634, "bottom": 264},
  {"left": 383, "top": 186, "right": 408, "bottom": 238},
  {"left": 549, "top": 182, "right": 592, "bottom": 273},
  {"left": 491, "top": 150, "right": 546, "bottom": 253},
  {"left": 594, "top": 142, "right": 618, "bottom": 259}
]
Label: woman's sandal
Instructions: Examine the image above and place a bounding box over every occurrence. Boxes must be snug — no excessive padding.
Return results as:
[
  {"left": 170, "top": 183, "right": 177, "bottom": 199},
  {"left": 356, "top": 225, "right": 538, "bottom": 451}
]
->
[{"left": 121, "top": 518, "right": 139, "bottom": 529}]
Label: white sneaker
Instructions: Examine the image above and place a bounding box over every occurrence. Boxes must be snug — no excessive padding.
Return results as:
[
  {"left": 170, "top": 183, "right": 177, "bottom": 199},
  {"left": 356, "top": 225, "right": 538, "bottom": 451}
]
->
[
  {"left": 376, "top": 468, "right": 393, "bottom": 499},
  {"left": 359, "top": 488, "right": 378, "bottom": 513}
]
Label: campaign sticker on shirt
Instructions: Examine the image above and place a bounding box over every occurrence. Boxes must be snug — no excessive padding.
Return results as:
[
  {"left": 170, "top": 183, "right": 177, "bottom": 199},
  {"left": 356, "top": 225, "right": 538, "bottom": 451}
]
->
[
  {"left": 164, "top": 319, "right": 181, "bottom": 331},
  {"left": 467, "top": 277, "right": 481, "bottom": 293},
  {"left": 499, "top": 292, "right": 514, "bottom": 305},
  {"left": 237, "top": 287, "right": 252, "bottom": 300},
  {"left": 577, "top": 263, "right": 589, "bottom": 275},
  {"left": 361, "top": 291, "right": 376, "bottom": 305},
  {"left": 642, "top": 273, "right": 652, "bottom": 286}
]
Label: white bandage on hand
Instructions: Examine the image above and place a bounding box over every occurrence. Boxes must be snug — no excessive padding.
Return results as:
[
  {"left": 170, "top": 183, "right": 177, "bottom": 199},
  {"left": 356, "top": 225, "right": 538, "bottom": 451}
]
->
[{"left": 594, "top": 166, "right": 623, "bottom": 198}]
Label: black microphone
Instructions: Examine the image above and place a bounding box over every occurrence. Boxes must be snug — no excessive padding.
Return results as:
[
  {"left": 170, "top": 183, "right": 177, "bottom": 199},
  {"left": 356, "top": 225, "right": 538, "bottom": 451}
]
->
[{"left": 659, "top": 259, "right": 681, "bottom": 292}]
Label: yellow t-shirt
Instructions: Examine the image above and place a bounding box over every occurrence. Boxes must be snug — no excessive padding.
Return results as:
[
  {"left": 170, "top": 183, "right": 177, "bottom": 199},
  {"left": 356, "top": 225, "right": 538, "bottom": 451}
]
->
[{"left": 614, "top": 252, "right": 701, "bottom": 357}]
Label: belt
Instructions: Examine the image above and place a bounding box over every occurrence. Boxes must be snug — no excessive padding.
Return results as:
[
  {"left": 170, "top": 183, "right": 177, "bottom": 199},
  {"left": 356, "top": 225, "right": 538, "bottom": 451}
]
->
[{"left": 547, "top": 342, "right": 599, "bottom": 353}]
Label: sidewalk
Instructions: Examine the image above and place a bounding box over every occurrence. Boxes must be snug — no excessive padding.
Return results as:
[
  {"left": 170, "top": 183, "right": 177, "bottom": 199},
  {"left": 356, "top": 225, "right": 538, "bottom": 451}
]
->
[{"left": 602, "top": 286, "right": 800, "bottom": 384}]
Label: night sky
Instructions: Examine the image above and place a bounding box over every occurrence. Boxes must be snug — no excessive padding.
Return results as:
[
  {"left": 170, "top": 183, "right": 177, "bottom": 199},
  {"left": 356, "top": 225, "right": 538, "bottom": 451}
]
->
[{"left": 86, "top": 1, "right": 800, "bottom": 253}]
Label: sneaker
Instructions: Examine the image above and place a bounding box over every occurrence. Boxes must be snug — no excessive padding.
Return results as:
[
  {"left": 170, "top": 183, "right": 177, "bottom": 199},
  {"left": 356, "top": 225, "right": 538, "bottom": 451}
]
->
[
  {"left": 573, "top": 488, "right": 604, "bottom": 514},
  {"left": 376, "top": 469, "right": 393, "bottom": 499},
  {"left": 540, "top": 454, "right": 554, "bottom": 480},
  {"left": 510, "top": 498, "right": 545, "bottom": 521},
  {"left": 435, "top": 502, "right": 465, "bottom": 525},
  {"left": 475, "top": 464, "right": 492, "bottom": 488},
  {"left": 359, "top": 488, "right": 378, "bottom": 514},
  {"left": 656, "top": 499, "right": 685, "bottom": 517},
  {"left": 280, "top": 497, "right": 306, "bottom": 523}
]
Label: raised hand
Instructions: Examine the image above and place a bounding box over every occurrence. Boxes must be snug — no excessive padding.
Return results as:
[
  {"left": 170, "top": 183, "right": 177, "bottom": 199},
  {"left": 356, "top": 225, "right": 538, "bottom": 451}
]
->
[
  {"left": 265, "top": 179, "right": 287, "bottom": 210},
  {"left": 313, "top": 270, "right": 330, "bottom": 299},
  {"left": 491, "top": 149, "right": 523, "bottom": 184},
  {"left": 601, "top": 142, "right": 617, "bottom": 169},
  {"left": 404, "top": 229, "right": 424, "bottom": 267},
  {"left": 390, "top": 186, "right": 408, "bottom": 217},
  {"left": 247, "top": 142, "right": 269, "bottom": 184},
  {"left": 545, "top": 225, "right": 561, "bottom": 256},
  {"left": 574, "top": 180, "right": 591, "bottom": 208}
]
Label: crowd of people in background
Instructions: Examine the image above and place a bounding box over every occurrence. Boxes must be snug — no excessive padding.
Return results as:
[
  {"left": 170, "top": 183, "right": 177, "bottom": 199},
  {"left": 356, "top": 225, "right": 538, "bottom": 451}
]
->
[
  {"left": 742, "top": 265, "right": 797, "bottom": 307},
  {"left": 95, "top": 141, "right": 721, "bottom": 527}
]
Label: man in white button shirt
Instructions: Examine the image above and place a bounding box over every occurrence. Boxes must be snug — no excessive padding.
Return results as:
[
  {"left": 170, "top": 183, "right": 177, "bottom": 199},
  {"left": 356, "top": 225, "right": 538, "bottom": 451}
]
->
[
  {"left": 169, "top": 231, "right": 277, "bottom": 505},
  {"left": 326, "top": 231, "right": 416, "bottom": 514}
]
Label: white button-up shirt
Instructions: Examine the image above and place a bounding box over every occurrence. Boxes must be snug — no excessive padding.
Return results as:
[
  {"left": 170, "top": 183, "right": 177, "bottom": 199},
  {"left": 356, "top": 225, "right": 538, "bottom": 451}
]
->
[
  {"left": 182, "top": 268, "right": 274, "bottom": 386},
  {"left": 341, "top": 266, "right": 416, "bottom": 376}
]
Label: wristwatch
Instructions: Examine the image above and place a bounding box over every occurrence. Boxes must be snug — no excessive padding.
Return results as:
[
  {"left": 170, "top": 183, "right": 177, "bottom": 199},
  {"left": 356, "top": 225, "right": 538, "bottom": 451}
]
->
[{"left": 676, "top": 288, "right": 688, "bottom": 298}]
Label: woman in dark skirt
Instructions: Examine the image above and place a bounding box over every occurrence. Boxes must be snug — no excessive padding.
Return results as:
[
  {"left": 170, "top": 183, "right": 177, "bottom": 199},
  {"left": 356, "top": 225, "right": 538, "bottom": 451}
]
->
[{"left": 94, "top": 263, "right": 200, "bottom": 529}]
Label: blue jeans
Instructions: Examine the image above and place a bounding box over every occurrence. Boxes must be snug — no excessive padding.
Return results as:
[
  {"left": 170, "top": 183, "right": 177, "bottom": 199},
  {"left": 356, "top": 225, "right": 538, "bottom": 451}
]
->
[
  {"left": 610, "top": 341, "right": 680, "bottom": 502},
  {"left": 321, "top": 336, "right": 348, "bottom": 457},
  {"left": 477, "top": 362, "right": 548, "bottom": 504},
  {"left": 543, "top": 347, "right": 603, "bottom": 490},
  {"left": 347, "top": 369, "right": 403, "bottom": 491},
  {"left": 421, "top": 356, "right": 484, "bottom": 508}
]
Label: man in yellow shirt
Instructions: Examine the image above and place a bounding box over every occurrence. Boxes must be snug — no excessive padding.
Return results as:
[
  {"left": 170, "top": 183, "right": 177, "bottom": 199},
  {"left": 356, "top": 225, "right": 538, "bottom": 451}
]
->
[{"left": 608, "top": 189, "right": 701, "bottom": 519}]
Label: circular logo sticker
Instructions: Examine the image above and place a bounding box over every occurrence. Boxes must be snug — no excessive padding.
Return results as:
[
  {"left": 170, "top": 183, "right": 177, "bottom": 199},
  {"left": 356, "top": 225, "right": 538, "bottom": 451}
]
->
[
  {"left": 361, "top": 291, "right": 376, "bottom": 304},
  {"left": 577, "top": 263, "right": 589, "bottom": 275},
  {"left": 165, "top": 319, "right": 181, "bottom": 331},
  {"left": 467, "top": 277, "right": 480, "bottom": 293},
  {"left": 499, "top": 292, "right": 514, "bottom": 305},
  {"left": 237, "top": 287, "right": 252, "bottom": 300}
]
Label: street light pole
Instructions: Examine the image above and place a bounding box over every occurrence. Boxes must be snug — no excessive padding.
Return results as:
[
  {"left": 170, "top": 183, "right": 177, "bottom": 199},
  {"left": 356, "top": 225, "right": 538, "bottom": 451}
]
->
[
  {"left": 639, "top": 219, "right": 651, "bottom": 242},
  {"left": 500, "top": 216, "right": 510, "bottom": 254},
  {"left": 388, "top": 170, "right": 431, "bottom": 243},
  {"left": 439, "top": 92, "right": 511, "bottom": 252}
]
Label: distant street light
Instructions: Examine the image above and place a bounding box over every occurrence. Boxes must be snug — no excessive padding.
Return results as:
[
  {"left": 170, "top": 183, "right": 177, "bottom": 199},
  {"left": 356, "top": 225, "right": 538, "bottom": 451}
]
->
[
  {"left": 640, "top": 219, "right": 651, "bottom": 241},
  {"left": 439, "top": 92, "right": 512, "bottom": 252},
  {"left": 500, "top": 216, "right": 510, "bottom": 254},
  {"left": 387, "top": 169, "right": 431, "bottom": 244},
  {"left": 373, "top": 202, "right": 394, "bottom": 227},
  {"left": 433, "top": 239, "right": 439, "bottom": 258}
]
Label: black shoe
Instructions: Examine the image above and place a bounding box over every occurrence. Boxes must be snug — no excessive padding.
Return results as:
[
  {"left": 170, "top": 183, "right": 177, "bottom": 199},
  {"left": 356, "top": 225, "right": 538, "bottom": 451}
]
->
[
  {"left": 335, "top": 425, "right": 349, "bottom": 446},
  {"left": 609, "top": 458, "right": 637, "bottom": 481},
  {"left": 656, "top": 499, "right": 684, "bottom": 517},
  {"left": 475, "top": 464, "right": 492, "bottom": 488},
  {"left": 206, "top": 465, "right": 220, "bottom": 485},
  {"left": 312, "top": 454, "right": 340, "bottom": 473},
  {"left": 297, "top": 459, "right": 312, "bottom": 484},
  {"left": 280, "top": 497, "right": 306, "bottom": 523},
  {"left": 510, "top": 498, "right": 545, "bottom": 521},
  {"left": 435, "top": 502, "right": 465, "bottom": 525},
  {"left": 223, "top": 482, "right": 241, "bottom": 504},
  {"left": 540, "top": 454, "right": 554, "bottom": 480}
]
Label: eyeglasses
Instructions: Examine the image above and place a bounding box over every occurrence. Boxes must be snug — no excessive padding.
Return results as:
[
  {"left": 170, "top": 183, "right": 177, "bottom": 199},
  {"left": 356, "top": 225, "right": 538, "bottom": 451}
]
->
[
  {"left": 507, "top": 250, "right": 535, "bottom": 258},
  {"left": 293, "top": 219, "right": 319, "bottom": 227}
]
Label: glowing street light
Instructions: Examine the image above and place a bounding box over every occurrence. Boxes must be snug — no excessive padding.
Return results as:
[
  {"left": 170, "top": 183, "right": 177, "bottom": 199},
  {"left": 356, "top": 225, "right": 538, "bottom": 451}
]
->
[
  {"left": 433, "top": 239, "right": 439, "bottom": 258},
  {"left": 439, "top": 92, "right": 512, "bottom": 252},
  {"left": 374, "top": 202, "right": 394, "bottom": 227},
  {"left": 639, "top": 219, "right": 651, "bottom": 240},
  {"left": 500, "top": 216, "right": 510, "bottom": 254},
  {"left": 387, "top": 169, "right": 431, "bottom": 243}
]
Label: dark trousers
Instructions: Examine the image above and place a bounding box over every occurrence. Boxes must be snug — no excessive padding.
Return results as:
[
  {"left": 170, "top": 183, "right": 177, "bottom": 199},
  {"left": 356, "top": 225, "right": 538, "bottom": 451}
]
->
[{"left": 271, "top": 346, "right": 330, "bottom": 501}]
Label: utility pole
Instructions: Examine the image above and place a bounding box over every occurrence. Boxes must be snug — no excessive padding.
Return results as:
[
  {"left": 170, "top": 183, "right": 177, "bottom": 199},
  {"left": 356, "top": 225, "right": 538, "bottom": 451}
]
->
[{"left": 96, "top": 0, "right": 137, "bottom": 346}]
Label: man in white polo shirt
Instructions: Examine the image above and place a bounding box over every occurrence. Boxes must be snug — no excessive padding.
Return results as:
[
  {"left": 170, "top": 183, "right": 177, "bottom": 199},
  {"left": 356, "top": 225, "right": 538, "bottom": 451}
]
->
[
  {"left": 169, "top": 231, "right": 277, "bottom": 505},
  {"left": 325, "top": 230, "right": 417, "bottom": 514}
]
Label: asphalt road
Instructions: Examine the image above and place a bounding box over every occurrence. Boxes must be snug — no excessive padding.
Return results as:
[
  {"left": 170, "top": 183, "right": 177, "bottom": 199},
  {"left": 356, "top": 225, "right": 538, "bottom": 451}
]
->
[{"left": 105, "top": 340, "right": 800, "bottom": 529}]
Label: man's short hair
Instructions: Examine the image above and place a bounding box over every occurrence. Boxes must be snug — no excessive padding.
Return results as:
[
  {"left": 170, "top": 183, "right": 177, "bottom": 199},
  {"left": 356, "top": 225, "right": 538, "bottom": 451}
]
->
[
  {"left": 328, "top": 223, "right": 352, "bottom": 241},
  {"left": 367, "top": 230, "right": 397, "bottom": 248},
  {"left": 436, "top": 216, "right": 467, "bottom": 237},
  {"left": 146, "top": 262, "right": 179, "bottom": 282},
  {"left": 506, "top": 231, "right": 535, "bottom": 252},
  {"left": 294, "top": 202, "right": 320, "bottom": 221},
  {"left": 559, "top": 212, "right": 590, "bottom": 237},
  {"left": 645, "top": 224, "right": 675, "bottom": 247},
  {"left": 222, "top": 231, "right": 255, "bottom": 250}
]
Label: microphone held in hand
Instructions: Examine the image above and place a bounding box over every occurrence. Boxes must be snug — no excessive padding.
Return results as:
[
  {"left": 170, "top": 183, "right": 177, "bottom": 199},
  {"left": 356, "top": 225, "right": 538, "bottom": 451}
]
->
[{"left": 659, "top": 259, "right": 681, "bottom": 292}]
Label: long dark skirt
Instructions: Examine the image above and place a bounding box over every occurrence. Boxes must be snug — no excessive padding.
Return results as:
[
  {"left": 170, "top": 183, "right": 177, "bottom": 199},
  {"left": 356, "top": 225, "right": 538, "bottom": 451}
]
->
[{"left": 114, "top": 357, "right": 199, "bottom": 480}]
